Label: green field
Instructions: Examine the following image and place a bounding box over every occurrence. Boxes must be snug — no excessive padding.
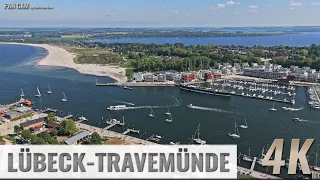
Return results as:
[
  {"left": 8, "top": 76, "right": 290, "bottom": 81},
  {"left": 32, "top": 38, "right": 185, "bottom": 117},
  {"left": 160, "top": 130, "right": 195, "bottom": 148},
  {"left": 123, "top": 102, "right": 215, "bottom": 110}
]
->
[
  {"left": 62, "top": 46, "right": 124, "bottom": 65},
  {"left": 61, "top": 35, "right": 88, "bottom": 39}
]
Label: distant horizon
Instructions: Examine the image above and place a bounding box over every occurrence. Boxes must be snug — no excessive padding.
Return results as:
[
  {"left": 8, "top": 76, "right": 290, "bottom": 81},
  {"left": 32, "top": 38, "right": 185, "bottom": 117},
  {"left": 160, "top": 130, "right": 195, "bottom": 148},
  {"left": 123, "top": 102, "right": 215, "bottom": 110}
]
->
[
  {"left": 1, "top": 25, "right": 320, "bottom": 29},
  {"left": 1, "top": 0, "right": 320, "bottom": 27}
]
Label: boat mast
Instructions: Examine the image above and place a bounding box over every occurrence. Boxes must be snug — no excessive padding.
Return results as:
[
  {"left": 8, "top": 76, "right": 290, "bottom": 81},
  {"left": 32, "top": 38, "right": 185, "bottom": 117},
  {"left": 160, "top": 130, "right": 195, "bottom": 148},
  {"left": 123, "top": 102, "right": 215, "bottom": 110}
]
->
[
  {"left": 245, "top": 118, "right": 247, "bottom": 127},
  {"left": 197, "top": 124, "right": 200, "bottom": 139}
]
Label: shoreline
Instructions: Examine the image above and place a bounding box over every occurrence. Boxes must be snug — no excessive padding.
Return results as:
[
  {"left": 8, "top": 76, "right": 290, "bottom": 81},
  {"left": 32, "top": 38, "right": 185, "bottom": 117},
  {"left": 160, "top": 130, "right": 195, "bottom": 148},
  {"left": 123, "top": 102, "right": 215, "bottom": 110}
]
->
[{"left": 0, "top": 42, "right": 127, "bottom": 83}]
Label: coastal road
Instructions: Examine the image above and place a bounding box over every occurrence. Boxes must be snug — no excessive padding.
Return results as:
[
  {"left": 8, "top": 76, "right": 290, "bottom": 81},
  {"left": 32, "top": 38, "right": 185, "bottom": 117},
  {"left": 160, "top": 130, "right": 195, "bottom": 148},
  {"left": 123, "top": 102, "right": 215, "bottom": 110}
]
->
[{"left": 75, "top": 122, "right": 157, "bottom": 145}]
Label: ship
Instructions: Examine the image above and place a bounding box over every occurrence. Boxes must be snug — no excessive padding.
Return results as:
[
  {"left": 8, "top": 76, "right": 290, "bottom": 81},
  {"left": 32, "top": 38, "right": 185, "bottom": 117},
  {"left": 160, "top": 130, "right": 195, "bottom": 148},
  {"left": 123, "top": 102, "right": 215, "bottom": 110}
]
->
[
  {"left": 187, "top": 104, "right": 194, "bottom": 108},
  {"left": 179, "top": 84, "right": 232, "bottom": 97},
  {"left": 107, "top": 105, "right": 127, "bottom": 110}
]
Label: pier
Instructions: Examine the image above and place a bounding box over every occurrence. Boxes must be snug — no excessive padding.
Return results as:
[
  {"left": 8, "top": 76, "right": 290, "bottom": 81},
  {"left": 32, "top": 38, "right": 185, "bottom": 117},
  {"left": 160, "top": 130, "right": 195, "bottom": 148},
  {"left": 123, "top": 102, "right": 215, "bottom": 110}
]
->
[
  {"left": 75, "top": 122, "right": 157, "bottom": 145},
  {"left": 122, "top": 128, "right": 140, "bottom": 135},
  {"left": 63, "top": 114, "right": 73, "bottom": 119}
]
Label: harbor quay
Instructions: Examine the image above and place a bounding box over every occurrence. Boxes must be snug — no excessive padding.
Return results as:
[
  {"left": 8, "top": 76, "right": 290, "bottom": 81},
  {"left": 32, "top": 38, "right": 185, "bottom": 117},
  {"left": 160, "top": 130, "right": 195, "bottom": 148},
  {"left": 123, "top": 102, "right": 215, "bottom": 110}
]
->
[{"left": 75, "top": 121, "right": 157, "bottom": 145}]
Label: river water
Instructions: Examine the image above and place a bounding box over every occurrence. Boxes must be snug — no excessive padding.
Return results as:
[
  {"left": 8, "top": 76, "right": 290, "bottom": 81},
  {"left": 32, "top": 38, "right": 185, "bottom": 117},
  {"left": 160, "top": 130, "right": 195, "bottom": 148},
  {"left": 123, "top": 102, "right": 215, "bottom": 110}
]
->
[{"left": 1, "top": 36, "right": 320, "bottom": 178}]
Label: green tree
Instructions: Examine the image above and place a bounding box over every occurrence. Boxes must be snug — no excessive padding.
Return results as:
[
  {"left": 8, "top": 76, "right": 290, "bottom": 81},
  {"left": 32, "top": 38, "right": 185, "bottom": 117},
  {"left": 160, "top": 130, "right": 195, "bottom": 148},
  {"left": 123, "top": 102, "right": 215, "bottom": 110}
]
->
[
  {"left": 14, "top": 125, "right": 22, "bottom": 134},
  {"left": 57, "top": 119, "right": 77, "bottom": 136},
  {"left": 21, "top": 130, "right": 32, "bottom": 140},
  {"left": 47, "top": 112, "right": 57, "bottom": 122},
  {"left": 90, "top": 132, "right": 102, "bottom": 144}
]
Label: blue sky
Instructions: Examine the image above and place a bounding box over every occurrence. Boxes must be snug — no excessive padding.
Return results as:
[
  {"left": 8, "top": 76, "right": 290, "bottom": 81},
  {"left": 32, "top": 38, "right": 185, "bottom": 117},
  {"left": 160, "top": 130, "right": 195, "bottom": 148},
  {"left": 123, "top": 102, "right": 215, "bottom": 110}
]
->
[{"left": 1, "top": 0, "right": 320, "bottom": 27}]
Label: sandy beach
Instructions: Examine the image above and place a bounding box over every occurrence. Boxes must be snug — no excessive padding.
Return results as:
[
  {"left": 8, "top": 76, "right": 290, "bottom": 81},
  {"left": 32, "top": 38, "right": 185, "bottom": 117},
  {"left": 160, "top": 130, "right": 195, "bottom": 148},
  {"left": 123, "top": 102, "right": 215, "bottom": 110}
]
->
[{"left": 0, "top": 42, "right": 127, "bottom": 83}]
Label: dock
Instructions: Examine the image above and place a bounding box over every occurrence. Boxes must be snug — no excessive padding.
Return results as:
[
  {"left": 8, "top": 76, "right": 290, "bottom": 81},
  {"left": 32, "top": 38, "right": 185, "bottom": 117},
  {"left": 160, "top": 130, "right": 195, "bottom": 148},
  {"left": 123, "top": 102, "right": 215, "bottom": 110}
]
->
[
  {"left": 63, "top": 114, "right": 73, "bottom": 120},
  {"left": 122, "top": 128, "right": 140, "bottom": 135},
  {"left": 96, "top": 82, "right": 176, "bottom": 87},
  {"left": 75, "top": 122, "right": 157, "bottom": 145}
]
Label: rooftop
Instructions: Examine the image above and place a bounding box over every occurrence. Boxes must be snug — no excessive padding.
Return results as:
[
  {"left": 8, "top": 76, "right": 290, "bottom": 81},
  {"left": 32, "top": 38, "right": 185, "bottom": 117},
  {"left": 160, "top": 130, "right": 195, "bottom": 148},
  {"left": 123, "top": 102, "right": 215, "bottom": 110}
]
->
[
  {"left": 64, "top": 131, "right": 91, "bottom": 145},
  {"left": 0, "top": 106, "right": 8, "bottom": 111},
  {"left": 20, "top": 117, "right": 45, "bottom": 128},
  {"left": 46, "top": 122, "right": 60, "bottom": 128},
  {"left": 14, "top": 106, "right": 32, "bottom": 113},
  {"left": 5, "top": 111, "right": 21, "bottom": 116}
]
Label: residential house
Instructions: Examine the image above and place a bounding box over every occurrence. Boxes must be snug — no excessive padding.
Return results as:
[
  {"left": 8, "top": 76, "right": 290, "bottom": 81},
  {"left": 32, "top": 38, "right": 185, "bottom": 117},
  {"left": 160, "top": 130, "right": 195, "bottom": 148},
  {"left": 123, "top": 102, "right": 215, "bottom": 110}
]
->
[
  {"left": 132, "top": 72, "right": 143, "bottom": 82},
  {"left": 20, "top": 118, "right": 45, "bottom": 130},
  {"left": 144, "top": 74, "right": 155, "bottom": 82},
  {"left": 0, "top": 106, "right": 8, "bottom": 116},
  {"left": 4, "top": 111, "right": 21, "bottom": 120}
]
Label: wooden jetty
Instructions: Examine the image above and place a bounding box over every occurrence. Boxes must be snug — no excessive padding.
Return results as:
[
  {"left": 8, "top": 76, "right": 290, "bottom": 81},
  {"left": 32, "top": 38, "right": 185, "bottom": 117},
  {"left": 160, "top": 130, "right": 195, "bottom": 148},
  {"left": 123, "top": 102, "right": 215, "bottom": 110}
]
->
[{"left": 123, "top": 128, "right": 140, "bottom": 135}]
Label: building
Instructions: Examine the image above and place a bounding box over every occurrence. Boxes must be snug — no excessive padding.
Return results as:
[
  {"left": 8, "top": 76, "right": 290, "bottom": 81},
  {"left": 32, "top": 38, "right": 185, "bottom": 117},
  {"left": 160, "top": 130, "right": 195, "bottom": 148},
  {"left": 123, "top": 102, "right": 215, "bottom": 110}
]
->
[
  {"left": 144, "top": 74, "right": 155, "bottom": 82},
  {"left": 64, "top": 131, "right": 91, "bottom": 145},
  {"left": 13, "top": 106, "right": 32, "bottom": 113},
  {"left": 156, "top": 74, "right": 166, "bottom": 82},
  {"left": 183, "top": 73, "right": 195, "bottom": 82},
  {"left": 0, "top": 106, "right": 8, "bottom": 115},
  {"left": 4, "top": 111, "right": 21, "bottom": 120},
  {"left": 132, "top": 72, "right": 143, "bottom": 82},
  {"left": 46, "top": 122, "right": 60, "bottom": 129},
  {"left": 20, "top": 118, "right": 45, "bottom": 130}
]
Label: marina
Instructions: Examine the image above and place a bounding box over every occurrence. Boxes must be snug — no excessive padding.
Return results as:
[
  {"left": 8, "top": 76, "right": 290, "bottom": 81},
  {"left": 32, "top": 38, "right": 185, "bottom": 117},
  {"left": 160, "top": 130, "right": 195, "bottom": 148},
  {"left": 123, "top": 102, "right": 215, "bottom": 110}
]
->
[
  {"left": 180, "top": 79, "right": 297, "bottom": 104},
  {"left": 306, "top": 86, "right": 320, "bottom": 109}
]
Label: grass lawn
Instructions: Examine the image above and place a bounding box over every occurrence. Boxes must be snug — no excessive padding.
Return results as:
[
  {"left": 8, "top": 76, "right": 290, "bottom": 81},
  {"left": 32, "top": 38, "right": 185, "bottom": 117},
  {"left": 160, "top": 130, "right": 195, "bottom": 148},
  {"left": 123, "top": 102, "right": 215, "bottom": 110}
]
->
[
  {"left": 103, "top": 137, "right": 136, "bottom": 145},
  {"left": 237, "top": 174, "right": 252, "bottom": 179},
  {"left": 61, "top": 46, "right": 123, "bottom": 64},
  {"left": 61, "top": 35, "right": 88, "bottom": 39}
]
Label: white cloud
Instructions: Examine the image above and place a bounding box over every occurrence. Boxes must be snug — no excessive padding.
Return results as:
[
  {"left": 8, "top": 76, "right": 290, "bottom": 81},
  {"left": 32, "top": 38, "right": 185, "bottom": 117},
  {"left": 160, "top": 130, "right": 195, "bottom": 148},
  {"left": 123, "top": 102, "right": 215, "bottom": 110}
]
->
[
  {"left": 226, "top": 1, "right": 236, "bottom": 5},
  {"left": 163, "top": 6, "right": 168, "bottom": 9},
  {"left": 225, "top": 1, "right": 240, "bottom": 6},
  {"left": 289, "top": 1, "right": 303, "bottom": 7},
  {"left": 290, "top": 7, "right": 295, "bottom": 10},
  {"left": 172, "top": 10, "right": 179, "bottom": 13},
  {"left": 311, "top": 2, "right": 320, "bottom": 6},
  {"left": 267, "top": 4, "right": 273, "bottom": 7},
  {"left": 248, "top": 9, "right": 258, "bottom": 12},
  {"left": 248, "top": 5, "right": 258, "bottom": 9},
  {"left": 209, "top": 4, "right": 226, "bottom": 9},
  {"left": 187, "top": 14, "right": 192, "bottom": 16}
]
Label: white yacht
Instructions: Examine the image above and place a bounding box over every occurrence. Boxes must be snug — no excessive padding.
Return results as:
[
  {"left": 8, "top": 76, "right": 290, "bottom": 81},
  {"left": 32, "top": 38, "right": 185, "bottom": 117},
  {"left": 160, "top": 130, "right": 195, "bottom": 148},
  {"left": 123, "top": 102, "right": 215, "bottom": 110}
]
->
[
  {"left": 269, "top": 102, "right": 277, "bottom": 111},
  {"left": 166, "top": 106, "right": 171, "bottom": 116},
  {"left": 47, "top": 85, "right": 52, "bottom": 94},
  {"left": 148, "top": 108, "right": 155, "bottom": 117},
  {"left": 193, "top": 124, "right": 206, "bottom": 144},
  {"left": 62, "top": 92, "right": 67, "bottom": 102},
  {"left": 239, "top": 118, "right": 248, "bottom": 129},
  {"left": 228, "top": 121, "right": 240, "bottom": 138},
  {"left": 35, "top": 87, "right": 41, "bottom": 97},
  {"left": 165, "top": 115, "right": 173, "bottom": 123},
  {"left": 78, "top": 115, "right": 88, "bottom": 121},
  {"left": 20, "top": 88, "right": 25, "bottom": 97}
]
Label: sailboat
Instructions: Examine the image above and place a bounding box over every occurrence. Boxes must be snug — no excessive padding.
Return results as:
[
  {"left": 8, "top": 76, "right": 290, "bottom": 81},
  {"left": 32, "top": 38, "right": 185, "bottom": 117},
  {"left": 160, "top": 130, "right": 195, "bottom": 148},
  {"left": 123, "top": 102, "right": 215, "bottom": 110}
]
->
[
  {"left": 61, "top": 92, "right": 67, "bottom": 102},
  {"left": 20, "top": 88, "right": 25, "bottom": 97},
  {"left": 165, "top": 115, "right": 173, "bottom": 123},
  {"left": 193, "top": 124, "right": 206, "bottom": 144},
  {"left": 269, "top": 101, "right": 277, "bottom": 111},
  {"left": 47, "top": 85, "right": 52, "bottom": 94},
  {"left": 239, "top": 118, "right": 248, "bottom": 129},
  {"left": 35, "top": 87, "right": 41, "bottom": 97},
  {"left": 228, "top": 121, "right": 240, "bottom": 138},
  {"left": 165, "top": 106, "right": 171, "bottom": 116},
  {"left": 148, "top": 108, "right": 154, "bottom": 118},
  {"left": 242, "top": 147, "right": 253, "bottom": 162}
]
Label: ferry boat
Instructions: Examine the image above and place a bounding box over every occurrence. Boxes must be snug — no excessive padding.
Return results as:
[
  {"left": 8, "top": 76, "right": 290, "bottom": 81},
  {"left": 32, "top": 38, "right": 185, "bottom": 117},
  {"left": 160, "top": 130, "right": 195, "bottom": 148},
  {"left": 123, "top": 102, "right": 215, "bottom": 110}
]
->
[
  {"left": 179, "top": 84, "right": 231, "bottom": 97},
  {"left": 107, "top": 105, "right": 127, "bottom": 110}
]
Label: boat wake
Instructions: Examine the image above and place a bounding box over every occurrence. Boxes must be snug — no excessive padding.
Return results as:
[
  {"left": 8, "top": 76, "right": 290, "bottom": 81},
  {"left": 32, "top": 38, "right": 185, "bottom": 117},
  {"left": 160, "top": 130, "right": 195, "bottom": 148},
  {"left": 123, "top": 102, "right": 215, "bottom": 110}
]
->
[
  {"left": 282, "top": 107, "right": 304, "bottom": 111},
  {"left": 190, "top": 105, "right": 235, "bottom": 114},
  {"left": 125, "top": 105, "right": 177, "bottom": 110},
  {"left": 109, "top": 100, "right": 135, "bottom": 106}
]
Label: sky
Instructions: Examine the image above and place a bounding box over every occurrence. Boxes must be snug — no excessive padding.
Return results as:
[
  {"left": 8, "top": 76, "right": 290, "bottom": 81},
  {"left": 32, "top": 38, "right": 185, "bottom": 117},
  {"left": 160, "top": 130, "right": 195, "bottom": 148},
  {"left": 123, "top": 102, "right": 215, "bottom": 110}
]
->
[{"left": 1, "top": 0, "right": 320, "bottom": 27}]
